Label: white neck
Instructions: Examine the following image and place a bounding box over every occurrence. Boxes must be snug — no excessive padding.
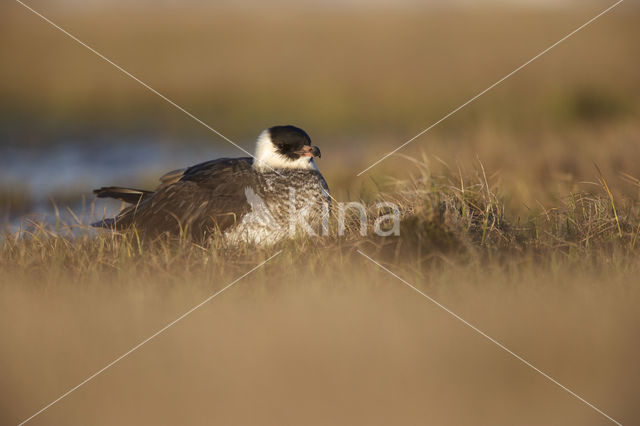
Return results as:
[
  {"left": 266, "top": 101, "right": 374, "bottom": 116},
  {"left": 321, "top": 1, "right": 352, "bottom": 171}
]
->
[{"left": 252, "top": 129, "right": 317, "bottom": 171}]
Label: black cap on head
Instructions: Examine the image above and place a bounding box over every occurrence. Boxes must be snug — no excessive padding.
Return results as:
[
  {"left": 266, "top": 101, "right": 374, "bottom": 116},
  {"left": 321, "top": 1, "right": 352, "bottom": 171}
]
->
[{"left": 268, "top": 125, "right": 314, "bottom": 160}]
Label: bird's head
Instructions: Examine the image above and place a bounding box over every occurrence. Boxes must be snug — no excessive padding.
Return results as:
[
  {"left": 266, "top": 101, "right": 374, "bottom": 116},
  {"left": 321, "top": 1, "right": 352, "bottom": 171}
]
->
[{"left": 253, "top": 125, "right": 321, "bottom": 171}]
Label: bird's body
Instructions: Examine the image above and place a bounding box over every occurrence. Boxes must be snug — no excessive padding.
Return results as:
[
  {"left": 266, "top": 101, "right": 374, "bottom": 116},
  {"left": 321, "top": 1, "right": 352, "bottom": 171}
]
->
[{"left": 93, "top": 126, "right": 330, "bottom": 244}]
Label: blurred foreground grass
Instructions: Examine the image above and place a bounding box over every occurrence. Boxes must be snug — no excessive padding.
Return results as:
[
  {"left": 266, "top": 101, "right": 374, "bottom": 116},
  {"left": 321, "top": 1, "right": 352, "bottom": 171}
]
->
[{"left": 2, "top": 163, "right": 640, "bottom": 424}]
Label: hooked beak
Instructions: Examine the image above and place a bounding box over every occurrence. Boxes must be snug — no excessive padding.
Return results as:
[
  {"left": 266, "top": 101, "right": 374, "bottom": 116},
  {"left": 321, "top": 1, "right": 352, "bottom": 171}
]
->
[{"left": 298, "top": 145, "right": 321, "bottom": 158}]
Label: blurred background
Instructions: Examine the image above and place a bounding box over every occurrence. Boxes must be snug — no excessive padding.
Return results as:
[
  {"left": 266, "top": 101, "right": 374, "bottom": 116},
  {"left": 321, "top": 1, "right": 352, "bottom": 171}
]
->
[{"left": 1, "top": 0, "right": 639, "bottom": 225}]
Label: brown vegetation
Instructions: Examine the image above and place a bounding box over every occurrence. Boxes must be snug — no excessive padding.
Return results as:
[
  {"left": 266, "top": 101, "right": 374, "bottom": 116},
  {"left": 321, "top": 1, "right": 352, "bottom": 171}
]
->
[{"left": 3, "top": 160, "right": 640, "bottom": 424}]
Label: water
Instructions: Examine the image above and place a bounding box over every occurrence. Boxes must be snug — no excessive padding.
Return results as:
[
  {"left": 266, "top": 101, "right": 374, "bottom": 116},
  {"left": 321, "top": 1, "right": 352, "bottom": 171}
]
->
[{"left": 0, "top": 138, "right": 242, "bottom": 234}]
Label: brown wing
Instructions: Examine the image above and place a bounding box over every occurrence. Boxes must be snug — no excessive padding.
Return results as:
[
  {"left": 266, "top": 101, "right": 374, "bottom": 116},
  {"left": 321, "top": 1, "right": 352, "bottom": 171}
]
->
[
  {"left": 113, "top": 158, "right": 256, "bottom": 240},
  {"left": 93, "top": 187, "right": 154, "bottom": 204},
  {"left": 158, "top": 168, "right": 186, "bottom": 187}
]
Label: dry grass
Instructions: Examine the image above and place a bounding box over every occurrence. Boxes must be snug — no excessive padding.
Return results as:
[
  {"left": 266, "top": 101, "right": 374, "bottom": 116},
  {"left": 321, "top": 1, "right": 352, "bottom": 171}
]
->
[
  {"left": 2, "top": 165, "right": 640, "bottom": 425},
  {"left": 4, "top": 158, "right": 640, "bottom": 271},
  {"left": 3, "top": 265, "right": 639, "bottom": 425},
  {"left": 3, "top": 170, "right": 640, "bottom": 424}
]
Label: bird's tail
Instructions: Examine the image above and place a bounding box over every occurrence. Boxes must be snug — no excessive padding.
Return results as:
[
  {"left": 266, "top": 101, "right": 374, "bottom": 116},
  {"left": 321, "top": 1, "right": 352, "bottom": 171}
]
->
[
  {"left": 93, "top": 186, "right": 153, "bottom": 204},
  {"left": 91, "top": 217, "right": 117, "bottom": 229}
]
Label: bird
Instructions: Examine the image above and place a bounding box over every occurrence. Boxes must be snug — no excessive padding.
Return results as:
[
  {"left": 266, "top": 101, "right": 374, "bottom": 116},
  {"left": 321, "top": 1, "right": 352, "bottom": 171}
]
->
[{"left": 92, "top": 125, "right": 330, "bottom": 244}]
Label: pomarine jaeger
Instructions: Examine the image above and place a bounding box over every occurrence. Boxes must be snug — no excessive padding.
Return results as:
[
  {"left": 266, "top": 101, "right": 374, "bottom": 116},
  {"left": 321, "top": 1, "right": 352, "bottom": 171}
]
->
[{"left": 93, "top": 125, "right": 330, "bottom": 244}]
